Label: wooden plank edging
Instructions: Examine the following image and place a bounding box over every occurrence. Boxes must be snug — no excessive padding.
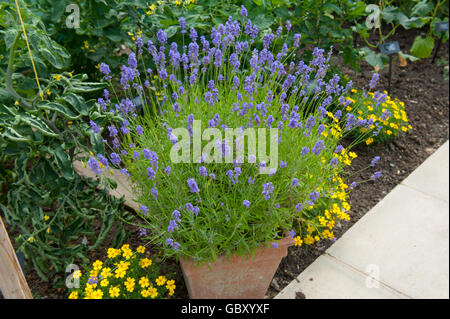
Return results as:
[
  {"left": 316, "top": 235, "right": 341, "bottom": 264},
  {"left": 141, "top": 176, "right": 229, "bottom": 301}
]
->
[{"left": 0, "top": 216, "right": 32, "bottom": 299}]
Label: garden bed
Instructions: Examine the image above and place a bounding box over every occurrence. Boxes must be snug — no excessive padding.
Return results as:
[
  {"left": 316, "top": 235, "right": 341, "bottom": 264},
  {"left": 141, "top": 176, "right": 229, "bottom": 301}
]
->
[{"left": 7, "top": 26, "right": 449, "bottom": 300}]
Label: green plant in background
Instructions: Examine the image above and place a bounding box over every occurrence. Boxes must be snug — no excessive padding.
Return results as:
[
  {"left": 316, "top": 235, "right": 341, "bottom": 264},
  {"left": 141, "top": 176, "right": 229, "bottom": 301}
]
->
[
  {"left": 354, "top": 0, "right": 449, "bottom": 69},
  {"left": 0, "top": 0, "right": 132, "bottom": 285}
]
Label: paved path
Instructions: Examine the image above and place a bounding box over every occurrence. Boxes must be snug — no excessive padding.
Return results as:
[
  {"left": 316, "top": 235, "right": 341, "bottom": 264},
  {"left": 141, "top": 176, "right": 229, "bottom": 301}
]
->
[{"left": 276, "top": 141, "right": 449, "bottom": 299}]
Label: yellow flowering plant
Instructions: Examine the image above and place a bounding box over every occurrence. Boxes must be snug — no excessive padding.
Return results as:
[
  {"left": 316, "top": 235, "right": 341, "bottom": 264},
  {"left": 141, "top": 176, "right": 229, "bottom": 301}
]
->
[
  {"left": 68, "top": 244, "right": 176, "bottom": 299},
  {"left": 335, "top": 78, "right": 412, "bottom": 145}
]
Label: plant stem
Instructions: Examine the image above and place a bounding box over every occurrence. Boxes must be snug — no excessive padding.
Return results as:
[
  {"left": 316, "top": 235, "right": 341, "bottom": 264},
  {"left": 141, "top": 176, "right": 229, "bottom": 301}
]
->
[{"left": 6, "top": 31, "right": 33, "bottom": 109}]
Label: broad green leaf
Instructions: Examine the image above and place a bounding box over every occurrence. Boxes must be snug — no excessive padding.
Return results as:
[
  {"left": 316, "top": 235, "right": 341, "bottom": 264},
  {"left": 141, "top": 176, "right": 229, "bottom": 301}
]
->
[
  {"left": 70, "top": 82, "right": 106, "bottom": 93},
  {"left": 37, "top": 101, "right": 80, "bottom": 120},
  {"left": 53, "top": 146, "right": 75, "bottom": 180},
  {"left": 411, "top": 1, "right": 433, "bottom": 17},
  {"left": 410, "top": 36, "right": 435, "bottom": 58},
  {"left": 20, "top": 114, "right": 58, "bottom": 137},
  {"left": 4, "top": 28, "right": 18, "bottom": 49},
  {"left": 253, "top": 13, "right": 275, "bottom": 31},
  {"left": 2, "top": 127, "right": 31, "bottom": 142},
  {"left": 62, "top": 93, "right": 88, "bottom": 116}
]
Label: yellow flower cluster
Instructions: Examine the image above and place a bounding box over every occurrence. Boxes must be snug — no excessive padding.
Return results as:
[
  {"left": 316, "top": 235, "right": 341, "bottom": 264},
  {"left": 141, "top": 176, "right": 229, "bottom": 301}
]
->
[
  {"left": 348, "top": 89, "right": 412, "bottom": 144},
  {"left": 67, "top": 244, "right": 176, "bottom": 299},
  {"left": 293, "top": 169, "right": 353, "bottom": 247}
]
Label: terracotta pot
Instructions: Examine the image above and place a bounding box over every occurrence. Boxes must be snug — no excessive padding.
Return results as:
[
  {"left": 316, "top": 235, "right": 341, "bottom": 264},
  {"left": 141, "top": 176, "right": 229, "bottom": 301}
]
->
[{"left": 179, "top": 236, "right": 295, "bottom": 299}]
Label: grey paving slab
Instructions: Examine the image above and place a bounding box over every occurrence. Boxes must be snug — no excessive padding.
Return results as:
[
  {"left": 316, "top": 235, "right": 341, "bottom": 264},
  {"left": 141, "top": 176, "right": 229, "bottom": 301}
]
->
[
  {"left": 326, "top": 184, "right": 449, "bottom": 299},
  {"left": 275, "top": 255, "right": 408, "bottom": 299},
  {"left": 401, "top": 141, "right": 449, "bottom": 202}
]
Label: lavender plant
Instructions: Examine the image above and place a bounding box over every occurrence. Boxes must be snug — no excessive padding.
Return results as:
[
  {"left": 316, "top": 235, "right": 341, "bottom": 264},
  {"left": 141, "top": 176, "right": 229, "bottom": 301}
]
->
[{"left": 88, "top": 9, "right": 382, "bottom": 264}]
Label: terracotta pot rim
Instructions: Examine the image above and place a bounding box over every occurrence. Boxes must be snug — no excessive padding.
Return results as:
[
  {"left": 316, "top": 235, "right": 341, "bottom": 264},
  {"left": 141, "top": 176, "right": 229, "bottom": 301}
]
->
[{"left": 179, "top": 235, "right": 296, "bottom": 265}]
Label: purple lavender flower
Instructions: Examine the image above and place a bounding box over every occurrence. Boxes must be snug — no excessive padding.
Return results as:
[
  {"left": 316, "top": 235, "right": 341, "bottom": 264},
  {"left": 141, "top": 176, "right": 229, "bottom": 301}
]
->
[
  {"left": 179, "top": 17, "right": 186, "bottom": 34},
  {"left": 293, "top": 33, "right": 301, "bottom": 48},
  {"left": 295, "top": 203, "right": 303, "bottom": 212},
  {"left": 110, "top": 153, "right": 121, "bottom": 165},
  {"left": 280, "top": 161, "right": 287, "bottom": 168},
  {"left": 371, "top": 171, "right": 382, "bottom": 180},
  {"left": 243, "top": 200, "right": 251, "bottom": 208},
  {"left": 157, "top": 29, "right": 167, "bottom": 45},
  {"left": 199, "top": 166, "right": 207, "bottom": 177},
  {"left": 262, "top": 182, "right": 274, "bottom": 200},
  {"left": 187, "top": 178, "right": 200, "bottom": 193},
  {"left": 141, "top": 205, "right": 149, "bottom": 215},
  {"left": 97, "top": 154, "right": 108, "bottom": 167},
  {"left": 88, "top": 158, "right": 102, "bottom": 175},
  {"left": 147, "top": 167, "right": 156, "bottom": 180},
  {"left": 90, "top": 120, "right": 101, "bottom": 134},
  {"left": 350, "top": 181, "right": 357, "bottom": 189},
  {"left": 136, "top": 125, "right": 144, "bottom": 135},
  {"left": 301, "top": 146, "right": 310, "bottom": 158},
  {"left": 311, "top": 140, "right": 325, "bottom": 156},
  {"left": 138, "top": 228, "right": 147, "bottom": 236},
  {"left": 271, "top": 242, "right": 278, "bottom": 248},
  {"left": 371, "top": 156, "right": 381, "bottom": 167},
  {"left": 330, "top": 157, "right": 339, "bottom": 167},
  {"left": 151, "top": 187, "right": 158, "bottom": 200},
  {"left": 292, "top": 178, "right": 299, "bottom": 187},
  {"left": 240, "top": 5, "right": 248, "bottom": 17},
  {"left": 108, "top": 125, "right": 118, "bottom": 137},
  {"left": 164, "top": 166, "right": 171, "bottom": 175},
  {"left": 369, "top": 73, "right": 380, "bottom": 89}
]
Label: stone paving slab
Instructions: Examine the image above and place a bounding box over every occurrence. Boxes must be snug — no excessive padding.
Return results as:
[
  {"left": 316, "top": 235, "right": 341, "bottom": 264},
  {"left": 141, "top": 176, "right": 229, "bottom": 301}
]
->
[
  {"left": 276, "top": 141, "right": 449, "bottom": 299},
  {"left": 326, "top": 184, "right": 449, "bottom": 299},
  {"left": 275, "top": 255, "right": 408, "bottom": 299},
  {"left": 401, "top": 141, "right": 449, "bottom": 202}
]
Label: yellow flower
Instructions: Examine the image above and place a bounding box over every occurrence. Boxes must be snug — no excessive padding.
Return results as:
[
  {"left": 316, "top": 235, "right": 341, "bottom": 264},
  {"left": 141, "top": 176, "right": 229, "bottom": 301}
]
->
[
  {"left": 92, "top": 260, "right": 103, "bottom": 271},
  {"left": 86, "top": 289, "right": 103, "bottom": 299},
  {"left": 155, "top": 276, "right": 167, "bottom": 286},
  {"left": 136, "top": 245, "right": 146, "bottom": 254},
  {"left": 27, "top": 236, "right": 35, "bottom": 243},
  {"left": 109, "top": 286, "right": 120, "bottom": 298},
  {"left": 122, "top": 248, "right": 133, "bottom": 259},
  {"left": 140, "top": 258, "right": 152, "bottom": 268},
  {"left": 365, "top": 137, "right": 374, "bottom": 145},
  {"left": 139, "top": 276, "right": 150, "bottom": 288},
  {"left": 125, "top": 278, "right": 135, "bottom": 292},
  {"left": 14, "top": 100, "right": 19, "bottom": 105},
  {"left": 46, "top": 89, "right": 51, "bottom": 95},
  {"left": 73, "top": 270, "right": 82, "bottom": 279},
  {"left": 68, "top": 291, "right": 78, "bottom": 299},
  {"left": 166, "top": 279, "right": 176, "bottom": 291},
  {"left": 304, "top": 235, "right": 315, "bottom": 245},
  {"left": 294, "top": 236, "right": 303, "bottom": 247},
  {"left": 114, "top": 267, "right": 127, "bottom": 279},
  {"left": 100, "top": 279, "right": 109, "bottom": 287},
  {"left": 44, "top": 215, "right": 50, "bottom": 221},
  {"left": 148, "top": 286, "right": 158, "bottom": 298},
  {"left": 107, "top": 248, "right": 121, "bottom": 259},
  {"left": 100, "top": 267, "right": 112, "bottom": 278},
  {"left": 141, "top": 289, "right": 150, "bottom": 298},
  {"left": 52, "top": 75, "right": 61, "bottom": 81}
]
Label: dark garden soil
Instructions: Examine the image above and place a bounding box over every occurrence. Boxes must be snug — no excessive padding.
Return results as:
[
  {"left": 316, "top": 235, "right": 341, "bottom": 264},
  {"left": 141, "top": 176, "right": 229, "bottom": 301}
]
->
[{"left": 5, "top": 26, "right": 449, "bottom": 299}]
